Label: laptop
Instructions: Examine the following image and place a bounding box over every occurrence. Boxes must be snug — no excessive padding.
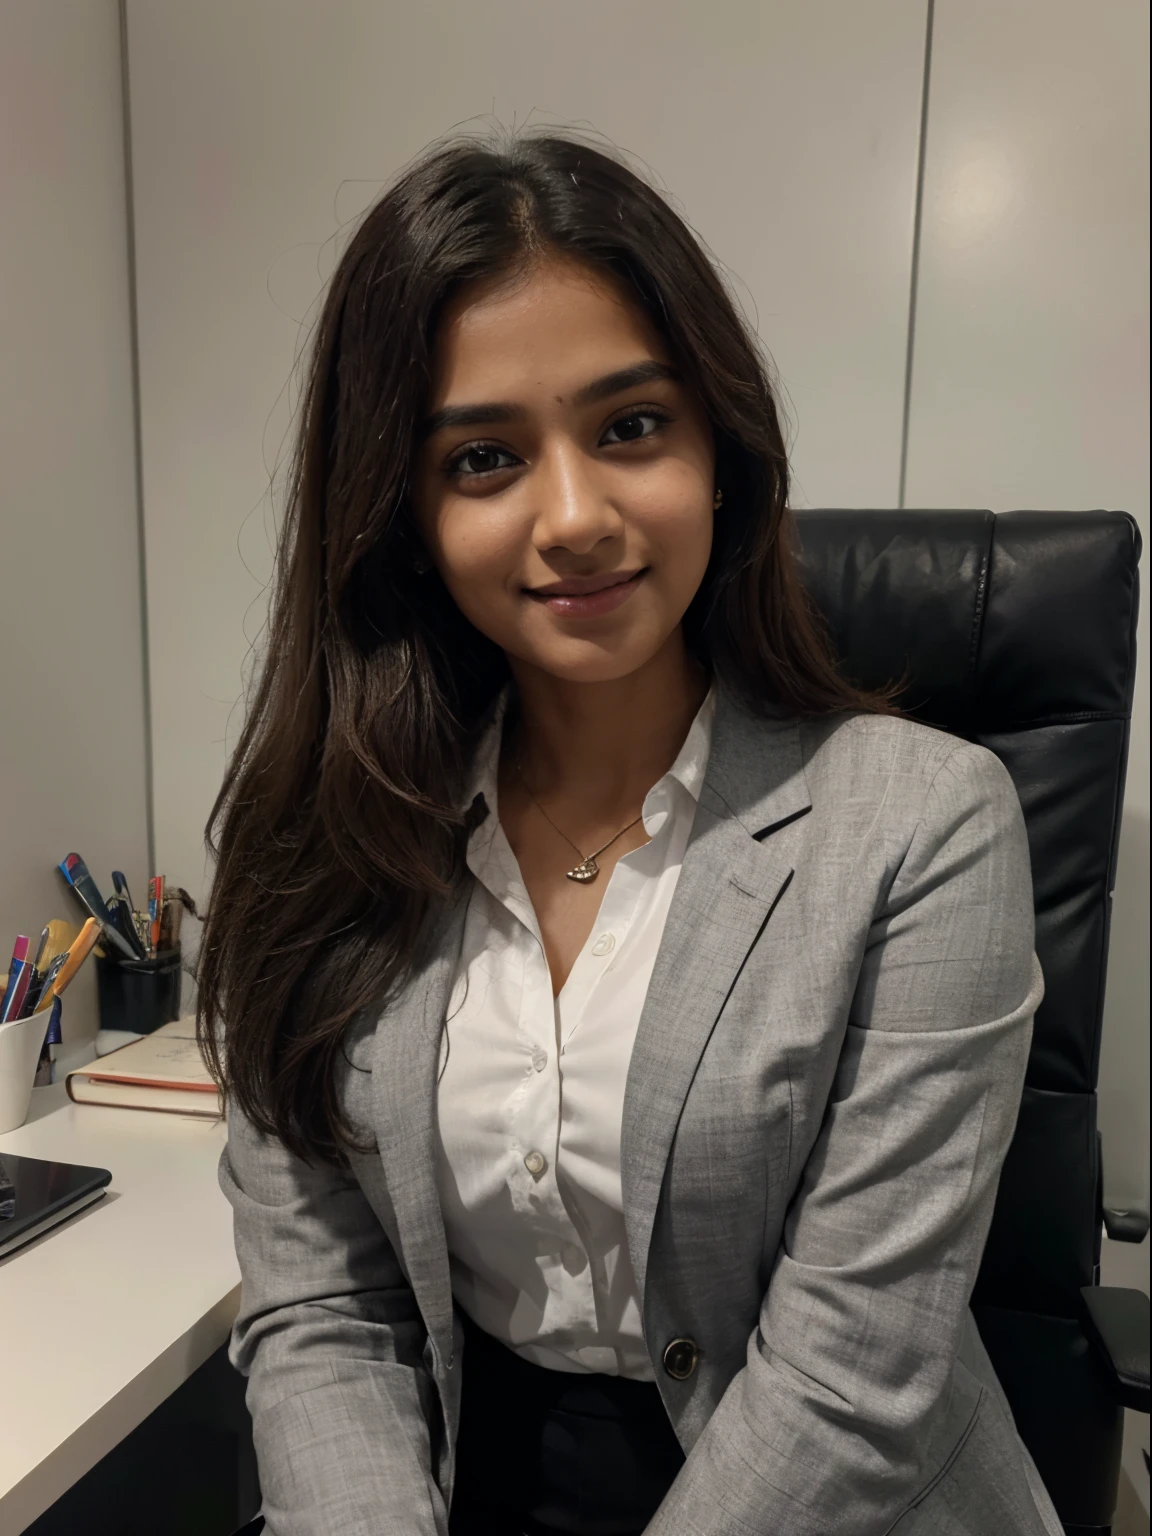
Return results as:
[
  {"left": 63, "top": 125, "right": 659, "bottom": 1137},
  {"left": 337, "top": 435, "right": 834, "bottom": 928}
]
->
[{"left": 0, "top": 1151, "right": 112, "bottom": 1260}]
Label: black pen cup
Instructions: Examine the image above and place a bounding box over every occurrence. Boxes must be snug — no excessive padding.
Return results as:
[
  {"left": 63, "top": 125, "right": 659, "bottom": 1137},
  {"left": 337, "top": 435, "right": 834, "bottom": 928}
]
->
[{"left": 95, "top": 946, "right": 182, "bottom": 1035}]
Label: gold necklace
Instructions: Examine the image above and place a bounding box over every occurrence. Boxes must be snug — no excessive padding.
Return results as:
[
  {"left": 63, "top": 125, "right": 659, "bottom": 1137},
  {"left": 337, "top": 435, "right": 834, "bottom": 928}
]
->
[{"left": 514, "top": 759, "right": 644, "bottom": 882}]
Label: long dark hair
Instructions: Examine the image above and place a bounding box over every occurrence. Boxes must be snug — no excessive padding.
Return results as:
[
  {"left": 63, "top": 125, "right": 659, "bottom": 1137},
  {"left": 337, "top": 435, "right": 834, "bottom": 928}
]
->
[{"left": 197, "top": 127, "right": 902, "bottom": 1166}]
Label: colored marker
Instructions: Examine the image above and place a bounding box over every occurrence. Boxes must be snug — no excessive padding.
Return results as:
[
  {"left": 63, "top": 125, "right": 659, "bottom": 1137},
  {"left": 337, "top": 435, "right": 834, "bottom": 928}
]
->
[
  {"left": 58, "top": 853, "right": 137, "bottom": 961},
  {"left": 1, "top": 937, "right": 32, "bottom": 1022},
  {"left": 17, "top": 926, "right": 53, "bottom": 1017},
  {"left": 148, "top": 875, "right": 165, "bottom": 957}
]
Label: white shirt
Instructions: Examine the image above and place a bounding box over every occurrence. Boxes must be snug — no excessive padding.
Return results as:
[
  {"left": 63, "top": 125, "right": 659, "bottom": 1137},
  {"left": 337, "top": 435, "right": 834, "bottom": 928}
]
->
[{"left": 434, "top": 683, "right": 716, "bottom": 1380}]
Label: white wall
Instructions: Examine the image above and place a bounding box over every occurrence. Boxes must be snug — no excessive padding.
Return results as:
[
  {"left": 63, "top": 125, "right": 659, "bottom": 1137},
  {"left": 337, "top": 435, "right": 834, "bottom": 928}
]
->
[
  {"left": 123, "top": 0, "right": 931, "bottom": 902},
  {"left": 0, "top": 0, "right": 150, "bottom": 1065},
  {"left": 904, "top": 0, "right": 1149, "bottom": 1503}
]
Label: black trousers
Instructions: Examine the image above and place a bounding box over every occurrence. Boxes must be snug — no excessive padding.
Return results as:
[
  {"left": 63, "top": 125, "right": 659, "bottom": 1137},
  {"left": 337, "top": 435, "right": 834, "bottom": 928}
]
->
[{"left": 448, "top": 1306, "right": 687, "bottom": 1536}]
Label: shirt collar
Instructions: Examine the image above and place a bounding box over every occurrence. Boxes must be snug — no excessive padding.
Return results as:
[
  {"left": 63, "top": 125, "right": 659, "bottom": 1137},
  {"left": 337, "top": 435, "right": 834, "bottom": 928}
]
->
[
  {"left": 459, "top": 687, "right": 512, "bottom": 819},
  {"left": 663, "top": 682, "right": 716, "bottom": 804}
]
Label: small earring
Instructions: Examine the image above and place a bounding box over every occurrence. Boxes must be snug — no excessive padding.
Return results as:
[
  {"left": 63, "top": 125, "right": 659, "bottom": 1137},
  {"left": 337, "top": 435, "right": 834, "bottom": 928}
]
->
[
  {"left": 712, "top": 488, "right": 723, "bottom": 510},
  {"left": 413, "top": 554, "right": 432, "bottom": 574}
]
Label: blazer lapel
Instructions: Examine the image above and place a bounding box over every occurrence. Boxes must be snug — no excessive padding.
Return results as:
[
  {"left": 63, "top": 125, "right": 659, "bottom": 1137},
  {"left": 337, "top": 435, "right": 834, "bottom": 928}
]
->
[
  {"left": 372, "top": 885, "right": 470, "bottom": 1370},
  {"left": 621, "top": 686, "right": 811, "bottom": 1309}
]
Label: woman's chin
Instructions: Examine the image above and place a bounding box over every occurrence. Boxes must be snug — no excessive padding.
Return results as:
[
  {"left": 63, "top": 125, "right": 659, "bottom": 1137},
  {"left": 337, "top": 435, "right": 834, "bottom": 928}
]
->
[{"left": 506, "top": 627, "right": 679, "bottom": 687}]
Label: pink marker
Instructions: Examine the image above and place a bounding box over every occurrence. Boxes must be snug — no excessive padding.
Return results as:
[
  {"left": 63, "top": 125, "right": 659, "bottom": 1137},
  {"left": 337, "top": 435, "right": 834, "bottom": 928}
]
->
[{"left": 1, "top": 936, "right": 32, "bottom": 1023}]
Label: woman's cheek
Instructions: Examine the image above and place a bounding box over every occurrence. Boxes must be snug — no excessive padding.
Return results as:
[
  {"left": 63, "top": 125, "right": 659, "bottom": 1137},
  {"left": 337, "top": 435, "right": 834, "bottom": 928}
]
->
[
  {"left": 438, "top": 550, "right": 523, "bottom": 647},
  {"left": 644, "top": 507, "right": 714, "bottom": 598}
]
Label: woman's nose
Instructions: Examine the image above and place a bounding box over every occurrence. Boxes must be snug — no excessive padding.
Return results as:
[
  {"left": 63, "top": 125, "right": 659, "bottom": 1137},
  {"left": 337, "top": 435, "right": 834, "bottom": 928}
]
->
[{"left": 530, "top": 444, "right": 624, "bottom": 555}]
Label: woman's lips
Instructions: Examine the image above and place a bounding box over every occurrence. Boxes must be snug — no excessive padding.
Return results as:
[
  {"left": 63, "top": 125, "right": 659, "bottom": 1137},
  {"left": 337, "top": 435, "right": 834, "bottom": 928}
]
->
[{"left": 526, "top": 569, "right": 648, "bottom": 618}]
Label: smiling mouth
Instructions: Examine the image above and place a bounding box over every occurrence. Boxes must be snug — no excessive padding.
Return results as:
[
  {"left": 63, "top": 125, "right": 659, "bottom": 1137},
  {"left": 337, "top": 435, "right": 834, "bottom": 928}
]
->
[
  {"left": 524, "top": 567, "right": 649, "bottom": 618},
  {"left": 525, "top": 568, "right": 646, "bottom": 598}
]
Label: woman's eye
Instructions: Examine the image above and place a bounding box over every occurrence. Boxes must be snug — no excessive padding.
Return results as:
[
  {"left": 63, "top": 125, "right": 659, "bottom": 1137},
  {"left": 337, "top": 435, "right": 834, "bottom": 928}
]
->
[
  {"left": 447, "top": 444, "right": 518, "bottom": 478},
  {"left": 602, "top": 409, "right": 672, "bottom": 445},
  {"left": 445, "top": 408, "right": 672, "bottom": 481}
]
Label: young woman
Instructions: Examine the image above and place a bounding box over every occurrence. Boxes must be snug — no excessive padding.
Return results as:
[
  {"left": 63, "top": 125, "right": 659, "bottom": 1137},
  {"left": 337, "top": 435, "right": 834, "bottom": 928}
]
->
[{"left": 201, "top": 130, "right": 1063, "bottom": 1536}]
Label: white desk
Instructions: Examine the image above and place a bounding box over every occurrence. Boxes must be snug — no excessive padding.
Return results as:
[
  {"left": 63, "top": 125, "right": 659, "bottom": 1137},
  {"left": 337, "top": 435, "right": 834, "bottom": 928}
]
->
[{"left": 0, "top": 1084, "right": 239, "bottom": 1534}]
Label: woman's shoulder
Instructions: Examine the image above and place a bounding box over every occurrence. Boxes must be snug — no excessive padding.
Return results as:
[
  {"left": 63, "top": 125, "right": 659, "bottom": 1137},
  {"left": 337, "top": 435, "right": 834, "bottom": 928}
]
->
[{"left": 797, "top": 710, "right": 1018, "bottom": 820}]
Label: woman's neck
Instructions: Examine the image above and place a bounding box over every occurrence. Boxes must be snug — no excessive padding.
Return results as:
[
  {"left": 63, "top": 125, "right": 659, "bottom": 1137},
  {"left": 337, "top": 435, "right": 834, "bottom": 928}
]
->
[{"left": 503, "top": 633, "right": 711, "bottom": 817}]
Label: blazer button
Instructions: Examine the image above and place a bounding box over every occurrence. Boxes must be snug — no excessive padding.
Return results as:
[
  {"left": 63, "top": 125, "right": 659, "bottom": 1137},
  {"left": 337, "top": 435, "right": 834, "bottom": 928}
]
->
[{"left": 662, "top": 1337, "right": 699, "bottom": 1380}]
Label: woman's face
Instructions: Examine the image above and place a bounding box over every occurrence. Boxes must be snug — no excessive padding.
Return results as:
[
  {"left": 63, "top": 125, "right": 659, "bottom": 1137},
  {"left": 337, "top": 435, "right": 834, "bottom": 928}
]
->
[{"left": 411, "top": 254, "right": 716, "bottom": 685}]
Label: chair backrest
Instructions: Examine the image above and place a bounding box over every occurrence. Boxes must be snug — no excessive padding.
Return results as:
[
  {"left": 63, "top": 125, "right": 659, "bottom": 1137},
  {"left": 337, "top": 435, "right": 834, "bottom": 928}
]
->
[{"left": 792, "top": 509, "right": 1142, "bottom": 1318}]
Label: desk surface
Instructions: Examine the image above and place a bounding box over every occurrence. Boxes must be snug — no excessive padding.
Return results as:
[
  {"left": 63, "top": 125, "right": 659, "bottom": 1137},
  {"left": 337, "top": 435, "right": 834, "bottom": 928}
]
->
[{"left": 0, "top": 1084, "right": 238, "bottom": 1535}]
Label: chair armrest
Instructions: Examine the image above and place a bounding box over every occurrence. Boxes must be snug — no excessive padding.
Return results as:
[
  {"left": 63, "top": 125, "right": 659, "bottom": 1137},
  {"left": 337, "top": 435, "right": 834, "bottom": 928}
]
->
[
  {"left": 1104, "top": 1203, "right": 1150, "bottom": 1243},
  {"left": 1079, "top": 1286, "right": 1150, "bottom": 1413}
]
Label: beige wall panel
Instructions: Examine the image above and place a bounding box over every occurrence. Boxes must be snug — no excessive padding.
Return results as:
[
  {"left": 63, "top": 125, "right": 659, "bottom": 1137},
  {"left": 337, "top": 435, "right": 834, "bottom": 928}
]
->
[{"left": 0, "top": 0, "right": 150, "bottom": 1064}]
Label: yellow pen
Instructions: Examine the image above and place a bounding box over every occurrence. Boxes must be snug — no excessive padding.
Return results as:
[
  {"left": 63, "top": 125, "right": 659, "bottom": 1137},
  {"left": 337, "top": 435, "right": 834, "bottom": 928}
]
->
[{"left": 45, "top": 917, "right": 101, "bottom": 1000}]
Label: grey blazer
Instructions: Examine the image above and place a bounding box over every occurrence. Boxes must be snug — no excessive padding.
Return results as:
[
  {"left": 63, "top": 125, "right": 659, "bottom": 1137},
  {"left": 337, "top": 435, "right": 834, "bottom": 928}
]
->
[{"left": 220, "top": 686, "right": 1065, "bottom": 1536}]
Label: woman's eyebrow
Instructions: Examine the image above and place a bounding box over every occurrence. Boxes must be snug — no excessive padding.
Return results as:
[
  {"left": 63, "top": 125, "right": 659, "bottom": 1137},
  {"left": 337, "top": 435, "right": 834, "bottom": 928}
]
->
[{"left": 417, "top": 360, "right": 682, "bottom": 441}]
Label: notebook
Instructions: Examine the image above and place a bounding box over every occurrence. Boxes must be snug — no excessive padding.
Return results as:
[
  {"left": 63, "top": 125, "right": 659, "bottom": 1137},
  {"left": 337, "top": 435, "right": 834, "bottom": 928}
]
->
[
  {"left": 0, "top": 1151, "right": 112, "bottom": 1260},
  {"left": 65, "top": 1017, "right": 223, "bottom": 1119}
]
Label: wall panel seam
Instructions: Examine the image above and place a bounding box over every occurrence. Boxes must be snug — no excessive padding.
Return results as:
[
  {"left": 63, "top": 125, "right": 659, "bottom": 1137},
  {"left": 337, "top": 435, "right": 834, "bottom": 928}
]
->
[
  {"left": 118, "top": 0, "right": 155, "bottom": 873},
  {"left": 898, "top": 0, "right": 935, "bottom": 510}
]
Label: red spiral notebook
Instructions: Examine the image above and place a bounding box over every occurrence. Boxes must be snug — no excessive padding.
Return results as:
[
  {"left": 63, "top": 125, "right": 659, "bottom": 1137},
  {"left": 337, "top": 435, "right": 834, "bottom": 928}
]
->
[{"left": 65, "top": 1018, "right": 223, "bottom": 1119}]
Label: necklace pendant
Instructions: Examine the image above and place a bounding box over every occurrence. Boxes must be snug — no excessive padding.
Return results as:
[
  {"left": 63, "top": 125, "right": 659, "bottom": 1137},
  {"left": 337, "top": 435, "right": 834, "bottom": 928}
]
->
[{"left": 566, "top": 856, "right": 600, "bottom": 883}]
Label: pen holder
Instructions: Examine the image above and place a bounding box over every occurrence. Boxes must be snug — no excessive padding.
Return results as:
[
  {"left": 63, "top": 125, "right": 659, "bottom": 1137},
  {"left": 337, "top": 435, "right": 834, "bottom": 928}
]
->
[
  {"left": 95, "top": 946, "right": 182, "bottom": 1037},
  {"left": 0, "top": 996, "right": 59, "bottom": 1134}
]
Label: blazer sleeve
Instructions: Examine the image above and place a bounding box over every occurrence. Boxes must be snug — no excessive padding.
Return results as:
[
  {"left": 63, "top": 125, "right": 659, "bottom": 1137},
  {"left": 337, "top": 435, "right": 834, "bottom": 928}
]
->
[
  {"left": 647, "top": 741, "right": 1045, "bottom": 1536},
  {"left": 219, "top": 1101, "right": 448, "bottom": 1536}
]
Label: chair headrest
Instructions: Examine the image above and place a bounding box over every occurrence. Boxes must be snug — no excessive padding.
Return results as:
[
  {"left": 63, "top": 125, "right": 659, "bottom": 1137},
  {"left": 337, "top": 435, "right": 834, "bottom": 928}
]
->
[{"left": 793, "top": 510, "right": 1140, "bottom": 733}]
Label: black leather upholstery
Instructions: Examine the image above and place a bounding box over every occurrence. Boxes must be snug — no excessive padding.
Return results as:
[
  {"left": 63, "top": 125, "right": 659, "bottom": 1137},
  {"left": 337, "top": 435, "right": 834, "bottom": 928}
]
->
[
  {"left": 1080, "top": 1287, "right": 1151, "bottom": 1413},
  {"left": 793, "top": 509, "right": 1143, "bottom": 1534}
]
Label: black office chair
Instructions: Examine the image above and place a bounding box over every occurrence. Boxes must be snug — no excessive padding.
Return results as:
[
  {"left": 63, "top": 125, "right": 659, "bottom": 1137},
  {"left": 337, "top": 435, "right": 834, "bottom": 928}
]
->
[{"left": 795, "top": 509, "right": 1148, "bottom": 1536}]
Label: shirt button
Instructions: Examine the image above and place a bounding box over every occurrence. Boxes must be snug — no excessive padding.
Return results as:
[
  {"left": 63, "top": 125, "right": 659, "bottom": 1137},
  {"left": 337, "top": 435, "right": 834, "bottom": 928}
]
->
[
  {"left": 532, "top": 1048, "right": 548, "bottom": 1072},
  {"left": 524, "top": 1150, "right": 547, "bottom": 1177},
  {"left": 591, "top": 932, "right": 616, "bottom": 957}
]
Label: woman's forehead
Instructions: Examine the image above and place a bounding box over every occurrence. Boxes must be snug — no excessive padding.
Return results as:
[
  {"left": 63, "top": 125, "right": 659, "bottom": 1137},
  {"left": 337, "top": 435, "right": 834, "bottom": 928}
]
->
[{"left": 427, "top": 261, "right": 669, "bottom": 415}]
